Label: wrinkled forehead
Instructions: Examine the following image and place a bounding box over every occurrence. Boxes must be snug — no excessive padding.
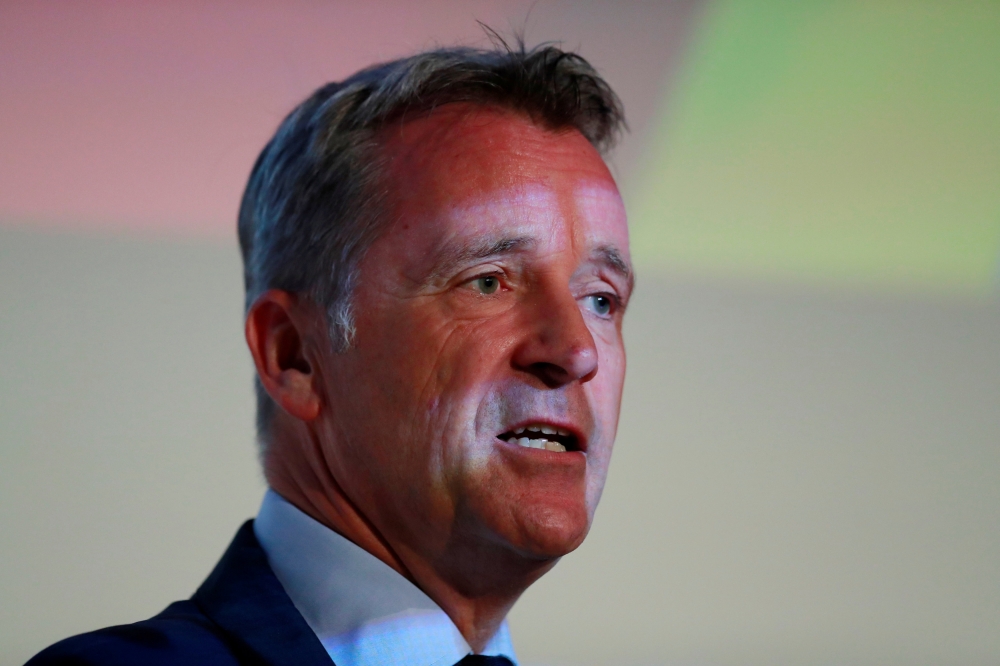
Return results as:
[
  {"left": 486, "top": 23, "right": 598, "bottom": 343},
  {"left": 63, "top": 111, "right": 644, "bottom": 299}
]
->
[
  {"left": 378, "top": 104, "right": 618, "bottom": 214},
  {"left": 376, "top": 103, "right": 628, "bottom": 255},
  {"left": 441, "top": 182, "right": 630, "bottom": 252}
]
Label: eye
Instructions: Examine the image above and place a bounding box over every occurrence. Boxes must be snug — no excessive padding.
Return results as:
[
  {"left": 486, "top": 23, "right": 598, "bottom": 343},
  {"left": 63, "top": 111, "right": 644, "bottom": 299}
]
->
[
  {"left": 471, "top": 275, "right": 500, "bottom": 295},
  {"left": 582, "top": 293, "right": 614, "bottom": 317}
]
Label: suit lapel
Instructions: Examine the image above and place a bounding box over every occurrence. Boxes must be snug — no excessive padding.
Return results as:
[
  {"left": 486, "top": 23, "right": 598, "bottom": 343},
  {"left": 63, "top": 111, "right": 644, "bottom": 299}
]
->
[{"left": 193, "top": 520, "right": 334, "bottom": 666}]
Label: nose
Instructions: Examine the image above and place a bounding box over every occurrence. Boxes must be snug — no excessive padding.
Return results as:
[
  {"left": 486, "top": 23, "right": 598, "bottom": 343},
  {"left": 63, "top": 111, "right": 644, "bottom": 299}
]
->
[{"left": 512, "top": 287, "right": 599, "bottom": 388}]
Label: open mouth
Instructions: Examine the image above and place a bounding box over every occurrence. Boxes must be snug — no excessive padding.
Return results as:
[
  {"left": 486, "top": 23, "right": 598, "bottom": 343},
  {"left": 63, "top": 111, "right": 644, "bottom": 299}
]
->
[{"left": 497, "top": 423, "right": 580, "bottom": 453}]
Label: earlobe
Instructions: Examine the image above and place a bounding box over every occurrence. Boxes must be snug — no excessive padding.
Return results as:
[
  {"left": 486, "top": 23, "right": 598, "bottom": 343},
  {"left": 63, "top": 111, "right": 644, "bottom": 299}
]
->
[{"left": 245, "top": 290, "right": 322, "bottom": 422}]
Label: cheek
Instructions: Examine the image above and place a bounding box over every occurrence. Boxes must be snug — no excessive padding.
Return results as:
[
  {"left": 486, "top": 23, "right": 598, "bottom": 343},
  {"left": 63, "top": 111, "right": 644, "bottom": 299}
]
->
[
  {"left": 592, "top": 332, "right": 626, "bottom": 421},
  {"left": 426, "top": 319, "right": 524, "bottom": 455},
  {"left": 583, "top": 336, "right": 626, "bottom": 504},
  {"left": 351, "top": 301, "right": 521, "bottom": 457}
]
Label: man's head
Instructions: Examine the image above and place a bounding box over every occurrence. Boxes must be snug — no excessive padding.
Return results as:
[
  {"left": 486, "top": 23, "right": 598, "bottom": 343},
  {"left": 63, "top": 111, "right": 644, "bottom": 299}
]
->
[{"left": 240, "top": 41, "right": 630, "bottom": 631}]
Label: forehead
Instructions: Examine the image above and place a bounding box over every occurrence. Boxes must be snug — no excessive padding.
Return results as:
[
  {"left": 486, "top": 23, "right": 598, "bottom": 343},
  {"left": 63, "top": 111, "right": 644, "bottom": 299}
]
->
[{"left": 376, "top": 103, "right": 627, "bottom": 252}]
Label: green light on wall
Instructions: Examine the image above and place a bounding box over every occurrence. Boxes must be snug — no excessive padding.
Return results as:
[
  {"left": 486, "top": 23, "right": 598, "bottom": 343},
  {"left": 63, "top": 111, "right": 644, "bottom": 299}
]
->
[{"left": 628, "top": 1, "right": 1000, "bottom": 292}]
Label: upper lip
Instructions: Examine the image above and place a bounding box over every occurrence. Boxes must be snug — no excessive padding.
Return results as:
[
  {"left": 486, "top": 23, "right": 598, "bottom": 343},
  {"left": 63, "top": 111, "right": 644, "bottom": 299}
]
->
[{"left": 496, "top": 420, "right": 587, "bottom": 452}]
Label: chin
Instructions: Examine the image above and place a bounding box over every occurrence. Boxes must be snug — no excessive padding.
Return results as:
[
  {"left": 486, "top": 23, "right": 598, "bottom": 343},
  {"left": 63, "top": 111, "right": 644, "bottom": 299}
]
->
[{"left": 510, "top": 500, "right": 592, "bottom": 559}]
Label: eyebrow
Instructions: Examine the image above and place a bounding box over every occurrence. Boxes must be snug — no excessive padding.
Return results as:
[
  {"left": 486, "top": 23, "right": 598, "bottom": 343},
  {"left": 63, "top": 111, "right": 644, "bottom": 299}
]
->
[
  {"left": 426, "top": 235, "right": 635, "bottom": 294},
  {"left": 593, "top": 244, "right": 635, "bottom": 294},
  {"left": 427, "top": 235, "right": 535, "bottom": 281}
]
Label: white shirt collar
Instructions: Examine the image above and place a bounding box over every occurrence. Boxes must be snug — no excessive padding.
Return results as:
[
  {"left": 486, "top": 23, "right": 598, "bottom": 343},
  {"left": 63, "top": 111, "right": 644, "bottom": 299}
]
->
[{"left": 254, "top": 489, "right": 518, "bottom": 666}]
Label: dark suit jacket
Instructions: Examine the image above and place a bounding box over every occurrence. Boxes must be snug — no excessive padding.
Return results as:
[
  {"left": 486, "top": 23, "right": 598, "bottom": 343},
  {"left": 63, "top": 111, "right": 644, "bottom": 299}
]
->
[{"left": 26, "top": 521, "right": 334, "bottom": 666}]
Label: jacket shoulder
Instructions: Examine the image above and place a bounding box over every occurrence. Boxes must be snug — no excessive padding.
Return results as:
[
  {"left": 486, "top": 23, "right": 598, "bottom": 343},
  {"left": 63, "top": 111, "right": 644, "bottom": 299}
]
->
[{"left": 25, "top": 600, "right": 253, "bottom": 666}]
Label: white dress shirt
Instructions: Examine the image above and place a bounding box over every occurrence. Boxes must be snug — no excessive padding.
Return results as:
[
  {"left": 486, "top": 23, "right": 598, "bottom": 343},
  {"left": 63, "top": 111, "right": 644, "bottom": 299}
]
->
[{"left": 254, "top": 489, "right": 519, "bottom": 666}]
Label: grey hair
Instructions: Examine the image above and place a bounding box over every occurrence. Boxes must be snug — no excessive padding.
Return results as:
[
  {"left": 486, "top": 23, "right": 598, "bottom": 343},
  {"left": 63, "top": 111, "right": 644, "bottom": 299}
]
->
[{"left": 238, "top": 37, "right": 626, "bottom": 452}]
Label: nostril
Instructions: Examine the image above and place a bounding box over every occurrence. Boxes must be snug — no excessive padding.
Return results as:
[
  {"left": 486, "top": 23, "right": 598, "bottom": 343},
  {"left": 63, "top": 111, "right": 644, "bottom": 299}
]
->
[
  {"left": 528, "top": 362, "right": 574, "bottom": 388},
  {"left": 527, "top": 353, "right": 597, "bottom": 387}
]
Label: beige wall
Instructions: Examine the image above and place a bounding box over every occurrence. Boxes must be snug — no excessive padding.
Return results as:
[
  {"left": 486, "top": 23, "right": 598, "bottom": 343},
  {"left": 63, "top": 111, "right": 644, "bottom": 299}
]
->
[{"left": 2, "top": 228, "right": 998, "bottom": 665}]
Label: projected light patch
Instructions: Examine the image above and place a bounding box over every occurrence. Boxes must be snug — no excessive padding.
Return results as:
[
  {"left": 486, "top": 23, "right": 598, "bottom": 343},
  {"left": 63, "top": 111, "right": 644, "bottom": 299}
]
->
[{"left": 627, "top": 2, "right": 1000, "bottom": 292}]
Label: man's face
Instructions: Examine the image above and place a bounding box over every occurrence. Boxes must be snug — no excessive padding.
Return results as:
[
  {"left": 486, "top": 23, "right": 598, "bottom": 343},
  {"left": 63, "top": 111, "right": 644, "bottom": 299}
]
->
[{"left": 313, "top": 105, "right": 631, "bottom": 573}]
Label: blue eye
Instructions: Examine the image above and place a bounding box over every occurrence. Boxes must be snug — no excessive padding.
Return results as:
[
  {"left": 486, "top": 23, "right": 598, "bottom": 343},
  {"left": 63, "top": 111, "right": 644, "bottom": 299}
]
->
[
  {"left": 584, "top": 294, "right": 613, "bottom": 316},
  {"left": 473, "top": 275, "right": 500, "bottom": 294}
]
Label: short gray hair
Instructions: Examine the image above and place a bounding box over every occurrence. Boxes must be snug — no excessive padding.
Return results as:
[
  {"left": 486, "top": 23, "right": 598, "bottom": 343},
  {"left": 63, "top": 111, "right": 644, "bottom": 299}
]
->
[{"left": 238, "top": 38, "right": 625, "bottom": 449}]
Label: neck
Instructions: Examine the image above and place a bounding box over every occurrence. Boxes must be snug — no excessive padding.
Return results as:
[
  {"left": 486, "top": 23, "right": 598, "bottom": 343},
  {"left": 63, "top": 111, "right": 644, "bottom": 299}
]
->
[{"left": 263, "top": 424, "right": 551, "bottom": 652}]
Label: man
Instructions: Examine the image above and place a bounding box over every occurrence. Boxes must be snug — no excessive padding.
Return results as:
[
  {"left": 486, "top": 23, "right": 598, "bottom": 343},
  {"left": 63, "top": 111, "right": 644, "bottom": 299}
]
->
[{"left": 29, "top": 41, "right": 632, "bottom": 666}]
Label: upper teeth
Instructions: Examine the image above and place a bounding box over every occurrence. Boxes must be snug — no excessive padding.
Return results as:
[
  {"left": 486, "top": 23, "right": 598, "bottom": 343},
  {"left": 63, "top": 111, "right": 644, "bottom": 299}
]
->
[
  {"left": 509, "top": 424, "right": 570, "bottom": 452},
  {"left": 513, "top": 424, "right": 571, "bottom": 437}
]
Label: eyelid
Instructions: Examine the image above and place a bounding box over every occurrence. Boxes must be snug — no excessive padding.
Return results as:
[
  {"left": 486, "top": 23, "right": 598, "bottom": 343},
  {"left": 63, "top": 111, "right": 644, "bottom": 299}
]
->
[
  {"left": 456, "top": 264, "right": 507, "bottom": 284},
  {"left": 601, "top": 273, "right": 630, "bottom": 302},
  {"left": 577, "top": 275, "right": 622, "bottom": 300}
]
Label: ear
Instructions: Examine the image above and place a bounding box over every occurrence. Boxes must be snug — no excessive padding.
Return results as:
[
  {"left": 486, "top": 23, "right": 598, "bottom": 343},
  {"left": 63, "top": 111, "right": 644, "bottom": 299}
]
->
[{"left": 245, "top": 290, "right": 322, "bottom": 422}]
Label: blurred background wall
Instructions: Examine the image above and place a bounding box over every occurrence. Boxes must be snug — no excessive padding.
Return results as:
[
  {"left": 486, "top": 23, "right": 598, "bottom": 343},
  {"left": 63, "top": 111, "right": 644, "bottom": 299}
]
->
[{"left": 1, "top": 2, "right": 998, "bottom": 664}]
